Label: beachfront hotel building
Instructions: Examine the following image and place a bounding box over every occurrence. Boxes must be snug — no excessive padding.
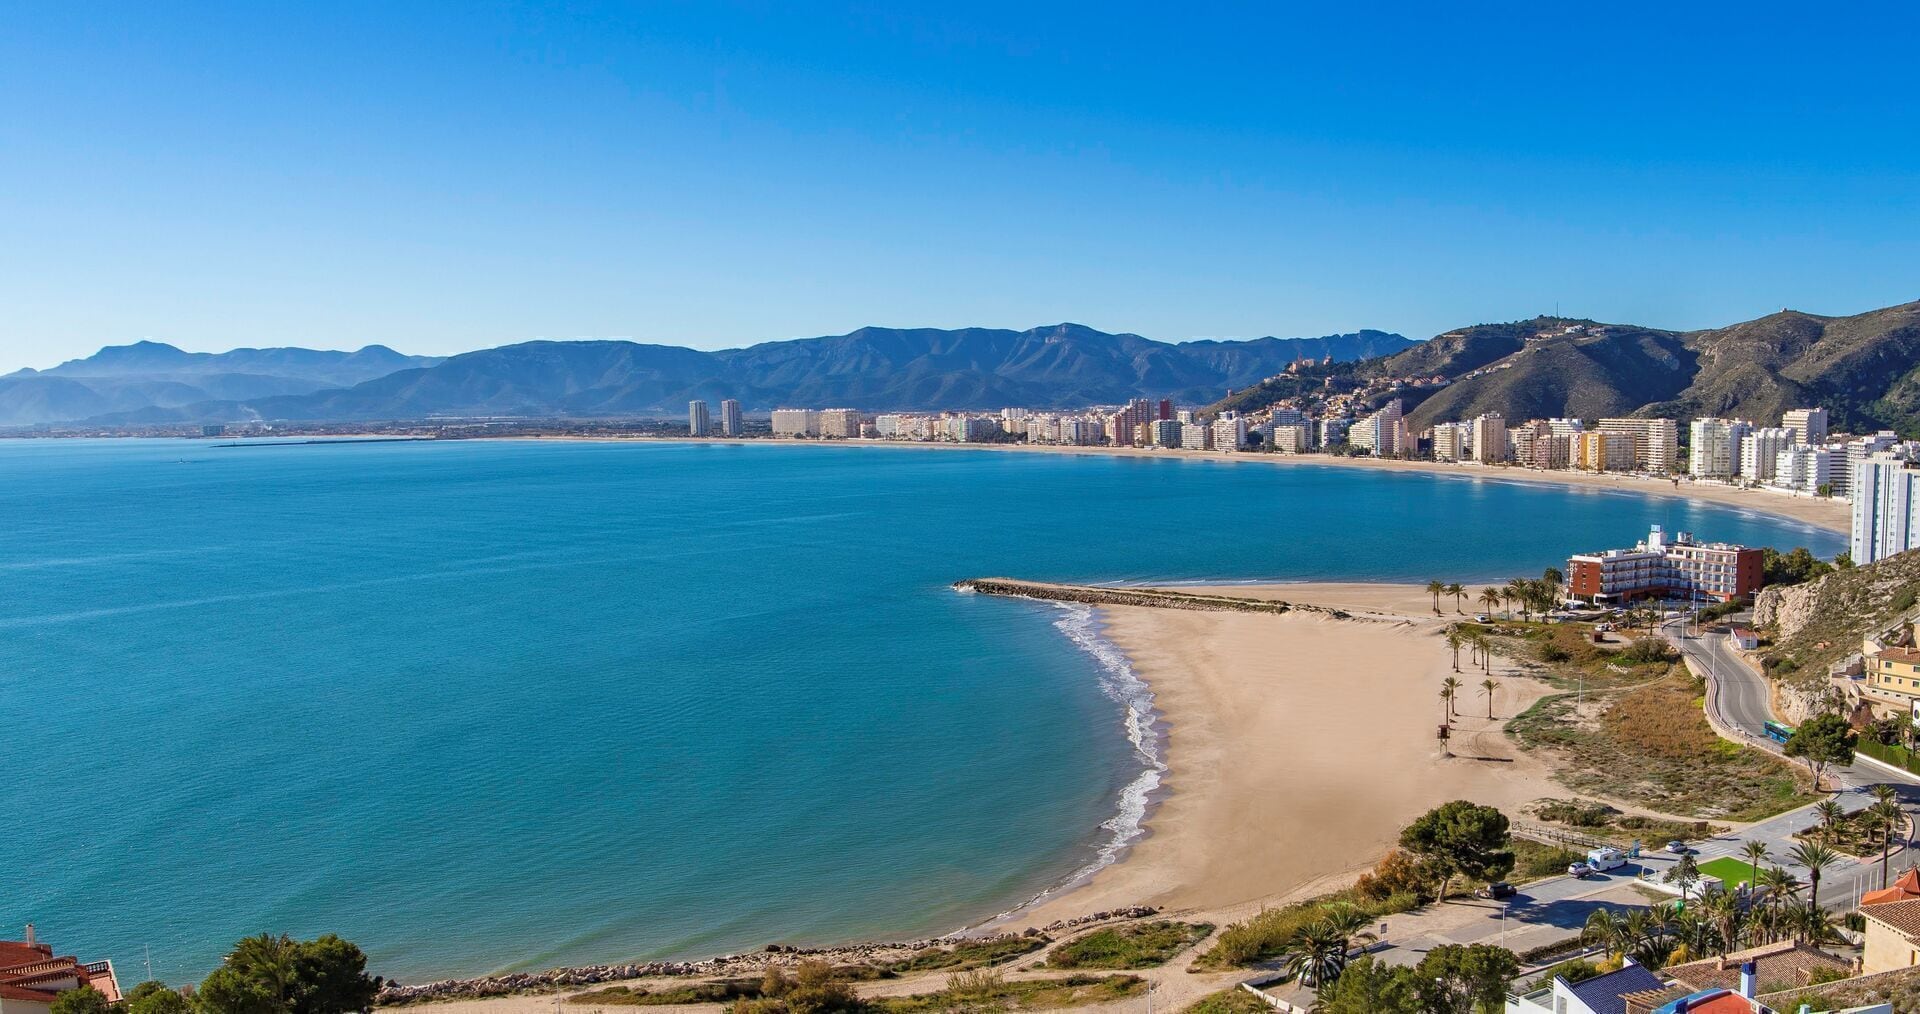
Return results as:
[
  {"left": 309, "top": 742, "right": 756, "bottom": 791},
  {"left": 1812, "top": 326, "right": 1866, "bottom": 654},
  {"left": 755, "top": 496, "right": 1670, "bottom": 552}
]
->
[
  {"left": 1772, "top": 445, "right": 1834, "bottom": 494},
  {"left": 1, "top": 927, "right": 121, "bottom": 1014},
  {"left": 1575, "top": 430, "right": 1635, "bottom": 472},
  {"left": 1853, "top": 453, "right": 1920, "bottom": 565},
  {"left": 819, "top": 409, "right": 862, "bottom": 439},
  {"left": 1431, "top": 421, "right": 1468, "bottom": 462},
  {"left": 1567, "top": 525, "right": 1765, "bottom": 603},
  {"left": 720, "top": 399, "right": 743, "bottom": 437},
  {"left": 1350, "top": 399, "right": 1408, "bottom": 456},
  {"left": 688, "top": 400, "right": 711, "bottom": 437}
]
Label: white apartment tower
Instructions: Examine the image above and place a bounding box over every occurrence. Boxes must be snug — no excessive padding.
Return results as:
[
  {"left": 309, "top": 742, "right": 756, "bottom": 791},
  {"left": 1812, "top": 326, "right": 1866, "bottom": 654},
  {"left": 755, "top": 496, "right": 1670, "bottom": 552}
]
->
[
  {"left": 1853, "top": 454, "right": 1920, "bottom": 564},
  {"left": 720, "top": 399, "right": 743, "bottom": 436},
  {"left": 688, "top": 400, "right": 711, "bottom": 437},
  {"left": 1689, "top": 418, "right": 1751, "bottom": 479},
  {"left": 1738, "top": 427, "right": 1792, "bottom": 483}
]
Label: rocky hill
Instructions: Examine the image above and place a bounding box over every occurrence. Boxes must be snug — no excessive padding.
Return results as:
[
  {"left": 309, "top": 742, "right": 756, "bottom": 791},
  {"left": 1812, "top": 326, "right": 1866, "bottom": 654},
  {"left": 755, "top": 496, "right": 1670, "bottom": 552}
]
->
[
  {"left": 1755, "top": 548, "right": 1920, "bottom": 690},
  {"left": 1354, "top": 300, "right": 1920, "bottom": 433}
]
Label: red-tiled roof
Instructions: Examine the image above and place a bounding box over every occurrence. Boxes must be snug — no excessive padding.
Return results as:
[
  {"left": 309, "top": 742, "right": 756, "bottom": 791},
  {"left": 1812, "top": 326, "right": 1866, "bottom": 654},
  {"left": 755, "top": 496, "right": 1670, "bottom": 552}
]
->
[{"left": 1864, "top": 867, "right": 1920, "bottom": 907}]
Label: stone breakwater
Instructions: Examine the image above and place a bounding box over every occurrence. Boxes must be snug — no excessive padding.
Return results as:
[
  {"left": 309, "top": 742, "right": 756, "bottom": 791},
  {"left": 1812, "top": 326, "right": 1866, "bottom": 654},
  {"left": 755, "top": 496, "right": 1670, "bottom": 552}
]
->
[
  {"left": 954, "top": 578, "right": 1352, "bottom": 618},
  {"left": 374, "top": 908, "right": 1158, "bottom": 1006}
]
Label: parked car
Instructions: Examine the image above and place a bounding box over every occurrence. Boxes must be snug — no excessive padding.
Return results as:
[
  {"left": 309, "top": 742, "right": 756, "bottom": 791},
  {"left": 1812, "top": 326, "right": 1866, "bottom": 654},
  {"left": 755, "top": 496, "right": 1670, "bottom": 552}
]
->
[
  {"left": 1475, "top": 881, "right": 1516, "bottom": 899},
  {"left": 1475, "top": 613, "right": 1493, "bottom": 622},
  {"left": 1567, "top": 862, "right": 1594, "bottom": 878},
  {"left": 1665, "top": 840, "right": 1697, "bottom": 855}
]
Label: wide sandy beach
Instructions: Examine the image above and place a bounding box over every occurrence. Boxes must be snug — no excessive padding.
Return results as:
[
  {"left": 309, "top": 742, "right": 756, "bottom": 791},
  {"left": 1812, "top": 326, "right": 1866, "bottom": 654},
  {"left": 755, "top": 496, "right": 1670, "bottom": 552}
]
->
[{"left": 1007, "top": 581, "right": 1561, "bottom": 930}]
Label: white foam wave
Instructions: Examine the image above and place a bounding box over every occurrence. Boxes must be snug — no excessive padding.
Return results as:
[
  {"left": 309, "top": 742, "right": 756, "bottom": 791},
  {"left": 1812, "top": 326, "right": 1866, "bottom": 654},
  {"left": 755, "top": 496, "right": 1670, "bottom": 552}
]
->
[{"left": 990, "top": 602, "right": 1166, "bottom": 919}]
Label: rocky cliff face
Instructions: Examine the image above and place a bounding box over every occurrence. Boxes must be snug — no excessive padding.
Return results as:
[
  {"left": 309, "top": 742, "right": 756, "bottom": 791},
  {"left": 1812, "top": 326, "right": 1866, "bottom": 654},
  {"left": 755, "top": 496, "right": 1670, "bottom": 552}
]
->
[
  {"left": 1753, "top": 580, "right": 1822, "bottom": 643},
  {"left": 1756, "top": 549, "right": 1920, "bottom": 690}
]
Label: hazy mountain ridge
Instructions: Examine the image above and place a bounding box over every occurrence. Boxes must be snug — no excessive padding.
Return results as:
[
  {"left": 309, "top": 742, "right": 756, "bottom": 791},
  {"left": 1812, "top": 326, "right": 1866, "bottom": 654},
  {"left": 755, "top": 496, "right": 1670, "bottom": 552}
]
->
[
  {"left": 0, "top": 341, "right": 448, "bottom": 426},
  {"left": 38, "top": 326, "right": 1414, "bottom": 425}
]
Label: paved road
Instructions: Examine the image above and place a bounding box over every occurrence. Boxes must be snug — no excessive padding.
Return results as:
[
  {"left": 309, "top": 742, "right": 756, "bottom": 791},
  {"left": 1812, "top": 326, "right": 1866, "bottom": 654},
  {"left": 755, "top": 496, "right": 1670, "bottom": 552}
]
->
[{"left": 1662, "top": 612, "right": 1920, "bottom": 790}]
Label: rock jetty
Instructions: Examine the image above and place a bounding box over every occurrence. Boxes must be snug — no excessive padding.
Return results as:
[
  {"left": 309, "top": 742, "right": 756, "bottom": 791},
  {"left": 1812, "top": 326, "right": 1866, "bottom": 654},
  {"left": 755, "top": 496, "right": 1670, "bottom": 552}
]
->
[{"left": 954, "top": 578, "right": 1351, "bottom": 618}]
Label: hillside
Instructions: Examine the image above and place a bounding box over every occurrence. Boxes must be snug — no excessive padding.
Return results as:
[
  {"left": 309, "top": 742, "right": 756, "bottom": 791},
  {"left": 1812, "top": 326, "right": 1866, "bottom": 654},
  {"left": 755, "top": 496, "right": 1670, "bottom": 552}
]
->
[
  {"left": 1755, "top": 549, "right": 1920, "bottom": 691},
  {"left": 0, "top": 342, "right": 444, "bottom": 426},
  {"left": 1330, "top": 300, "right": 1920, "bottom": 433},
  {"left": 66, "top": 326, "right": 1411, "bottom": 425}
]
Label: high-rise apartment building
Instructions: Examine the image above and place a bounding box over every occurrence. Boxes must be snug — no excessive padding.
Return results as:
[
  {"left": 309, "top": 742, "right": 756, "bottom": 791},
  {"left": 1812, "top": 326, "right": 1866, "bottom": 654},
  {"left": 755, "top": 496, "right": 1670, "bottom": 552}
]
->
[
  {"left": 1853, "top": 454, "right": 1920, "bottom": 565},
  {"left": 818, "top": 408, "right": 862, "bottom": 439},
  {"left": 1689, "top": 418, "right": 1752, "bottom": 478},
  {"left": 1595, "top": 418, "right": 1679, "bottom": 473},
  {"left": 770, "top": 409, "right": 819, "bottom": 437},
  {"left": 1772, "top": 446, "right": 1833, "bottom": 494},
  {"left": 688, "top": 400, "right": 711, "bottom": 437},
  {"left": 720, "top": 399, "right": 743, "bottom": 436},
  {"left": 1470, "top": 413, "right": 1508, "bottom": 463},
  {"left": 1431, "top": 422, "right": 1468, "bottom": 462},
  {"left": 1782, "top": 407, "right": 1829, "bottom": 446},
  {"left": 1738, "top": 427, "right": 1792, "bottom": 483}
]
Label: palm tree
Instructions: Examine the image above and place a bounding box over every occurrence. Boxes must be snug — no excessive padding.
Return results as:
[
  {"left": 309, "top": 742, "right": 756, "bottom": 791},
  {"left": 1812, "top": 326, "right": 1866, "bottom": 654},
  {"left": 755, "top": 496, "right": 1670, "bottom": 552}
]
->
[
  {"left": 1319, "top": 903, "right": 1378, "bottom": 954},
  {"left": 1426, "top": 580, "right": 1446, "bottom": 614},
  {"left": 1442, "top": 676, "right": 1464, "bottom": 717},
  {"left": 1542, "top": 565, "right": 1565, "bottom": 601},
  {"left": 227, "top": 933, "right": 301, "bottom": 1007},
  {"left": 1582, "top": 908, "right": 1626, "bottom": 961},
  {"left": 1506, "top": 578, "right": 1529, "bottom": 620},
  {"left": 1741, "top": 840, "right": 1770, "bottom": 898},
  {"left": 1480, "top": 678, "right": 1499, "bottom": 719},
  {"left": 1444, "top": 625, "right": 1463, "bottom": 672},
  {"left": 1760, "top": 865, "right": 1802, "bottom": 919},
  {"left": 1788, "top": 841, "right": 1842, "bottom": 911},
  {"left": 1701, "top": 887, "right": 1744, "bottom": 957},
  {"left": 1473, "top": 629, "right": 1493, "bottom": 675},
  {"left": 1786, "top": 900, "right": 1843, "bottom": 946},
  {"left": 1814, "top": 799, "right": 1847, "bottom": 843},
  {"left": 1444, "top": 582, "right": 1466, "bottom": 613},
  {"left": 1480, "top": 587, "right": 1502, "bottom": 620},
  {"left": 1870, "top": 787, "right": 1906, "bottom": 889},
  {"left": 1281, "top": 919, "right": 1349, "bottom": 987}
]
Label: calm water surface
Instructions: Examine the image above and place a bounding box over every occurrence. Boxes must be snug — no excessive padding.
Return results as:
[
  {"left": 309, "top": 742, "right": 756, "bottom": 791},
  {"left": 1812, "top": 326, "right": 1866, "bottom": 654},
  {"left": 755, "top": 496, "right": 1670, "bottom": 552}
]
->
[{"left": 0, "top": 440, "right": 1839, "bottom": 981}]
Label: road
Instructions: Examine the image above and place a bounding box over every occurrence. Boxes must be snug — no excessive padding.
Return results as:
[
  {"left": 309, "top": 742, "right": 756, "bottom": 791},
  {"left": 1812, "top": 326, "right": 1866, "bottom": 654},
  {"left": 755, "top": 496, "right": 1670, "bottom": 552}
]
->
[{"left": 1662, "top": 612, "right": 1919, "bottom": 790}]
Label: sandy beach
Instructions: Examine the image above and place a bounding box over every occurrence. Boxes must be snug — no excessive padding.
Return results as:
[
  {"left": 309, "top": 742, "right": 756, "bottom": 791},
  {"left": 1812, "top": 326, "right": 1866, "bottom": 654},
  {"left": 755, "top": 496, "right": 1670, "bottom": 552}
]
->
[
  {"left": 1009, "top": 582, "right": 1562, "bottom": 929},
  {"left": 520, "top": 435, "right": 1851, "bottom": 535}
]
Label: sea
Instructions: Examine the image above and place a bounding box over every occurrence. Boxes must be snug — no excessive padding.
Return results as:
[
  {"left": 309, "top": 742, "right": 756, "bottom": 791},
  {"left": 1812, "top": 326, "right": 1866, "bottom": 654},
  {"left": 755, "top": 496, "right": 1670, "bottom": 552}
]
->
[{"left": 0, "top": 439, "right": 1842, "bottom": 983}]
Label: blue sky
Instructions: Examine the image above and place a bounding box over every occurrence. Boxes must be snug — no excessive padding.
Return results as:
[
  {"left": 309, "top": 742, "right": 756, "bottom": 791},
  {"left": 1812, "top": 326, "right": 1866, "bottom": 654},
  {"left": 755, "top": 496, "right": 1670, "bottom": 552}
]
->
[{"left": 3, "top": 2, "right": 1918, "bottom": 370}]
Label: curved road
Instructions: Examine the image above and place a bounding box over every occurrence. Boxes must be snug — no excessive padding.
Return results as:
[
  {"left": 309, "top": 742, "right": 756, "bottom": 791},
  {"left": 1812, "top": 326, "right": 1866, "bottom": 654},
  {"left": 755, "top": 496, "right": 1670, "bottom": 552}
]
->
[{"left": 1662, "top": 613, "right": 1920, "bottom": 787}]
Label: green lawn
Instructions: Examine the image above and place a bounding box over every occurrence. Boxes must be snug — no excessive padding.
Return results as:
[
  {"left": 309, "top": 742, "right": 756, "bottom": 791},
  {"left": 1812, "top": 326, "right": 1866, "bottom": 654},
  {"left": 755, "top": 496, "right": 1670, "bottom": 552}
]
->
[{"left": 1698, "top": 856, "right": 1762, "bottom": 888}]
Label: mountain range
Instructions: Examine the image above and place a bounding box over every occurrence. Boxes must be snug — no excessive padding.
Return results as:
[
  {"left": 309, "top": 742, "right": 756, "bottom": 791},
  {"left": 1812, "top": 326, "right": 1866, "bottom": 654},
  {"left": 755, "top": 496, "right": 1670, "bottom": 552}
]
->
[
  {"left": 2, "top": 328, "right": 1414, "bottom": 426},
  {"left": 0, "top": 343, "right": 444, "bottom": 427},
  {"left": 10, "top": 298, "right": 1919, "bottom": 432}
]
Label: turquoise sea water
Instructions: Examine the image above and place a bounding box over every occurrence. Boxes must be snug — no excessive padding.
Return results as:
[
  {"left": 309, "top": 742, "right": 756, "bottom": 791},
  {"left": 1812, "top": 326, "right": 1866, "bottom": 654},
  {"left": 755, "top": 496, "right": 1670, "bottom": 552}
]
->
[{"left": 2, "top": 440, "right": 1840, "bottom": 983}]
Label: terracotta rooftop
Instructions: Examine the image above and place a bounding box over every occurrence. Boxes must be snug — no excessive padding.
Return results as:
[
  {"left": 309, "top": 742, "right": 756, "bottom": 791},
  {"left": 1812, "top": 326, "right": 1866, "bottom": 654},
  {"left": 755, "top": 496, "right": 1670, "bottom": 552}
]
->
[
  {"left": 1864, "top": 897, "right": 1920, "bottom": 940},
  {"left": 1863, "top": 867, "right": 1920, "bottom": 907},
  {"left": 0, "top": 934, "right": 120, "bottom": 1005},
  {"left": 1664, "top": 939, "right": 1853, "bottom": 993},
  {"left": 1876, "top": 647, "right": 1920, "bottom": 666}
]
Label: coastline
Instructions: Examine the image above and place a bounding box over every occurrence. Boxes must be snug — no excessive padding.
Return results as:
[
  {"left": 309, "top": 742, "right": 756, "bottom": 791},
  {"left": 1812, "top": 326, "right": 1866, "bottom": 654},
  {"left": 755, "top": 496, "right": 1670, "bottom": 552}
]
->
[
  {"left": 999, "top": 581, "right": 1561, "bottom": 932},
  {"left": 502, "top": 435, "right": 1853, "bottom": 536}
]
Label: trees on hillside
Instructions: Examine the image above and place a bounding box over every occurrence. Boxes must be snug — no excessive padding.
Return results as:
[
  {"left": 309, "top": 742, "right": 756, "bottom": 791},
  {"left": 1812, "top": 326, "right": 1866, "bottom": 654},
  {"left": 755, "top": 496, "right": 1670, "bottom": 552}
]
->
[
  {"left": 1309, "top": 946, "right": 1517, "bottom": 1014},
  {"left": 194, "top": 933, "right": 381, "bottom": 1014}
]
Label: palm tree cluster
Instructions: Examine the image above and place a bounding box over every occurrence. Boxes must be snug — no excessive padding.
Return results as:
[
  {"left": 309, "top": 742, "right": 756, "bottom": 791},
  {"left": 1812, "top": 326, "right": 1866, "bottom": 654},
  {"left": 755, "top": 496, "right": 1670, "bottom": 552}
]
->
[
  {"left": 1279, "top": 904, "right": 1377, "bottom": 988},
  {"left": 1584, "top": 836, "right": 1856, "bottom": 971}
]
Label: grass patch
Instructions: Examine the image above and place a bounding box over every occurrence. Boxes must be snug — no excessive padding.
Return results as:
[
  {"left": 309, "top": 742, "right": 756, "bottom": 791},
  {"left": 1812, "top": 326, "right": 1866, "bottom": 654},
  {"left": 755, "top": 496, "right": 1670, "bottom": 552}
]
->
[
  {"left": 1508, "top": 665, "right": 1816, "bottom": 820},
  {"left": 1180, "top": 989, "right": 1271, "bottom": 1014},
  {"left": 1697, "top": 856, "right": 1764, "bottom": 889},
  {"left": 1046, "top": 921, "right": 1212, "bottom": 969},
  {"left": 886, "top": 938, "right": 1044, "bottom": 973},
  {"left": 872, "top": 971, "right": 1145, "bottom": 1013}
]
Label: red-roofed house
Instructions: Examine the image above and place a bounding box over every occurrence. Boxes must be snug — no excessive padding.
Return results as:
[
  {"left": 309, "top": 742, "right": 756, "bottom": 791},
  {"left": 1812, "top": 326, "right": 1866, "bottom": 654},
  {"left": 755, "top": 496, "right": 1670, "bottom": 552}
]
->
[
  {"left": 1863, "top": 868, "right": 1920, "bottom": 908},
  {"left": 0, "top": 926, "right": 121, "bottom": 1014}
]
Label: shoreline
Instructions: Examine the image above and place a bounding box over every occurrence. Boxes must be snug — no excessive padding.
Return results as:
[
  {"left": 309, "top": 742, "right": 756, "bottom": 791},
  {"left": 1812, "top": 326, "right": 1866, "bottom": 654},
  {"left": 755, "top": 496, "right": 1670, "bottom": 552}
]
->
[
  {"left": 997, "top": 580, "right": 1562, "bottom": 932},
  {"left": 494, "top": 435, "right": 1854, "bottom": 536}
]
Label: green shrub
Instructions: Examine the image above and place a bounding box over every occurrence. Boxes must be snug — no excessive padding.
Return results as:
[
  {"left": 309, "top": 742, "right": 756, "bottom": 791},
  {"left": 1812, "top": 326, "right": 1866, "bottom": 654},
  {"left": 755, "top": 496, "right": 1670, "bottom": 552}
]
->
[
  {"left": 1180, "top": 989, "right": 1270, "bottom": 1014},
  {"left": 1047, "top": 922, "right": 1211, "bottom": 970}
]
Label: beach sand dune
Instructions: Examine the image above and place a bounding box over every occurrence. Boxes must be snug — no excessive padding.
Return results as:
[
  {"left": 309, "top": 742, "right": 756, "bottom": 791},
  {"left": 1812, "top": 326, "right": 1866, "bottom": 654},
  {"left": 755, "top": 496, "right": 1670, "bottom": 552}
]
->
[{"left": 1015, "top": 584, "right": 1558, "bottom": 927}]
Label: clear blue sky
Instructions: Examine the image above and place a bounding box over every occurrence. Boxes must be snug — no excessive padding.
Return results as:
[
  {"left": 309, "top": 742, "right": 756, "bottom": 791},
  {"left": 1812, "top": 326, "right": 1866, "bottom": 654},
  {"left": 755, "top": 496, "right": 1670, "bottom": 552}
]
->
[{"left": 4, "top": 2, "right": 1918, "bottom": 371}]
